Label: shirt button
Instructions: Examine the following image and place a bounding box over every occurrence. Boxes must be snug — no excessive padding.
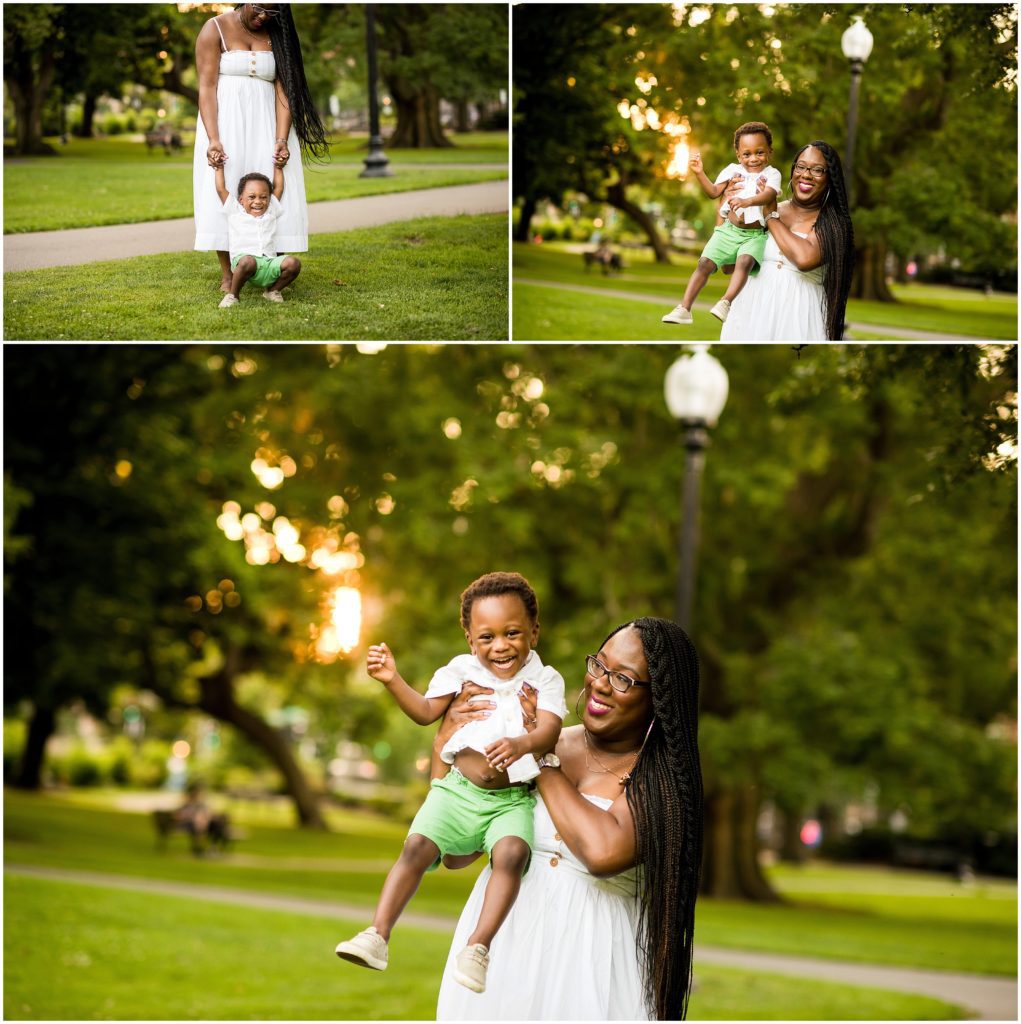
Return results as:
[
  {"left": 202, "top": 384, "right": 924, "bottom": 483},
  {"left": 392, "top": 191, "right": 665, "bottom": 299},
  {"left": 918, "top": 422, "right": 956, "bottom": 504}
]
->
[{"left": 554, "top": 833, "right": 561, "bottom": 841}]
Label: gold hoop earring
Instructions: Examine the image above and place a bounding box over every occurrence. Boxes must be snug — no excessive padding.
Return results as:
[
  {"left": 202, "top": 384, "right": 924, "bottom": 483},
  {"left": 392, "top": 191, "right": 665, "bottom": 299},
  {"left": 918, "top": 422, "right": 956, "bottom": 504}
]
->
[{"left": 574, "top": 686, "right": 588, "bottom": 720}]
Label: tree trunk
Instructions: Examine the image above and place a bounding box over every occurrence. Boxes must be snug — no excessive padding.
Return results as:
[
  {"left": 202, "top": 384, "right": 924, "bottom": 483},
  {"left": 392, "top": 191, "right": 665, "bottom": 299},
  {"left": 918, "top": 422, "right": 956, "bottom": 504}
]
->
[
  {"left": 77, "top": 92, "right": 98, "bottom": 138},
  {"left": 850, "top": 242, "right": 896, "bottom": 301},
  {"left": 454, "top": 98, "right": 472, "bottom": 133},
  {"left": 515, "top": 196, "right": 537, "bottom": 242},
  {"left": 197, "top": 668, "right": 327, "bottom": 829},
  {"left": 387, "top": 83, "right": 452, "bottom": 148},
  {"left": 6, "top": 53, "right": 57, "bottom": 155},
  {"left": 13, "top": 703, "right": 57, "bottom": 789},
  {"left": 702, "top": 785, "right": 782, "bottom": 901},
  {"left": 778, "top": 807, "right": 808, "bottom": 863},
  {"left": 604, "top": 180, "right": 671, "bottom": 263}
]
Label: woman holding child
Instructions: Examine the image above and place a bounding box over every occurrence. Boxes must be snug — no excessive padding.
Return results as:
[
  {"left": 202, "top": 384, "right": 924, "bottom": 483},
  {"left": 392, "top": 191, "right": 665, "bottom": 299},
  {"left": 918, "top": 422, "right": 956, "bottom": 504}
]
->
[
  {"left": 193, "top": 4, "right": 328, "bottom": 291},
  {"left": 436, "top": 615, "right": 703, "bottom": 1021},
  {"left": 720, "top": 140, "right": 855, "bottom": 341}
]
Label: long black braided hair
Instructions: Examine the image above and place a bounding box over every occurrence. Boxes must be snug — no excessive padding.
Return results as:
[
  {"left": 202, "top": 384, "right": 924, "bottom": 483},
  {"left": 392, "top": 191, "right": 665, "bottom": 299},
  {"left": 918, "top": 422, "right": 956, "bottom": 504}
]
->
[
  {"left": 248, "top": 4, "right": 330, "bottom": 162},
  {"left": 791, "top": 141, "right": 854, "bottom": 340},
  {"left": 602, "top": 616, "right": 703, "bottom": 1020}
]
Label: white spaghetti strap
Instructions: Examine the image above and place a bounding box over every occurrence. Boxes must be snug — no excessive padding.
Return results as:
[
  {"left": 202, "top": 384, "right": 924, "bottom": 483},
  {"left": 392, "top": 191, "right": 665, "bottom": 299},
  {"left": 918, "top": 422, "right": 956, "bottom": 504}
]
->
[{"left": 212, "top": 15, "right": 227, "bottom": 52}]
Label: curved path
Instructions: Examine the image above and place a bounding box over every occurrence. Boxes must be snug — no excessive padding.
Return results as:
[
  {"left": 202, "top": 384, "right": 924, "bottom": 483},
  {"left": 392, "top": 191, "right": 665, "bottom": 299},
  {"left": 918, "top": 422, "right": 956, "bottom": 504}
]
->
[
  {"left": 3, "top": 180, "right": 508, "bottom": 273},
  {"left": 514, "top": 276, "right": 996, "bottom": 342},
  {"left": 7, "top": 863, "right": 1016, "bottom": 1020}
]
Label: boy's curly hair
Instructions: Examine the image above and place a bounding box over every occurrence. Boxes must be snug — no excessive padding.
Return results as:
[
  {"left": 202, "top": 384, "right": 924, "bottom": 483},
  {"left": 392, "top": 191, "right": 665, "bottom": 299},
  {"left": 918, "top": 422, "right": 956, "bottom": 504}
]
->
[
  {"left": 733, "top": 121, "right": 772, "bottom": 149},
  {"left": 459, "top": 572, "right": 539, "bottom": 630},
  {"left": 236, "top": 172, "right": 272, "bottom": 197}
]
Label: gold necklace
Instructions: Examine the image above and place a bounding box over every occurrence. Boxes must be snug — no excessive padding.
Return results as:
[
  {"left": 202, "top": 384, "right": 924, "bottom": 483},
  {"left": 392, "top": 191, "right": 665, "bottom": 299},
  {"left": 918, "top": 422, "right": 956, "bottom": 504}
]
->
[{"left": 583, "top": 729, "right": 641, "bottom": 785}]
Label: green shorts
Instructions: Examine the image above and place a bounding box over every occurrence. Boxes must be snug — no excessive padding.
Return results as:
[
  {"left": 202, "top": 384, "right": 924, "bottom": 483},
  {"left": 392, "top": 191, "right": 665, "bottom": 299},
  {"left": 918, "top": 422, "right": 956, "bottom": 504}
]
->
[
  {"left": 700, "top": 221, "right": 767, "bottom": 275},
  {"left": 408, "top": 768, "right": 535, "bottom": 871},
  {"left": 231, "top": 253, "right": 286, "bottom": 288}
]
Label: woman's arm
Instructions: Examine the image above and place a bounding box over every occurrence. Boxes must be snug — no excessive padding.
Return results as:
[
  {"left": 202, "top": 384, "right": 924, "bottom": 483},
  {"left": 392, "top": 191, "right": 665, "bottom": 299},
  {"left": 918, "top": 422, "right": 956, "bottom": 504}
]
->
[
  {"left": 764, "top": 197, "right": 824, "bottom": 271},
  {"left": 196, "top": 20, "right": 225, "bottom": 167},
  {"left": 273, "top": 79, "right": 292, "bottom": 166},
  {"left": 535, "top": 767, "right": 637, "bottom": 877}
]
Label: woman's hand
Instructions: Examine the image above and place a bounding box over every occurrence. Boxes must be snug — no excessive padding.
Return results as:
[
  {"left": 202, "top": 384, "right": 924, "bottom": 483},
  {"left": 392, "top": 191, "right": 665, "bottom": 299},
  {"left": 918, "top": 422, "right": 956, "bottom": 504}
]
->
[
  {"left": 518, "top": 683, "right": 539, "bottom": 732},
  {"left": 273, "top": 140, "right": 290, "bottom": 166},
  {"left": 434, "top": 681, "right": 495, "bottom": 749},
  {"left": 723, "top": 174, "right": 744, "bottom": 202},
  {"left": 206, "top": 141, "right": 226, "bottom": 168}
]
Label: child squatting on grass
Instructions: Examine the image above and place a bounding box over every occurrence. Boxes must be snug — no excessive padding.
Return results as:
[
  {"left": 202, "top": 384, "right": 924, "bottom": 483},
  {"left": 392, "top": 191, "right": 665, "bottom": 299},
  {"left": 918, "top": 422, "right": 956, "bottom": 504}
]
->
[
  {"left": 662, "top": 120, "right": 781, "bottom": 326},
  {"left": 335, "top": 571, "right": 566, "bottom": 995},
  {"left": 214, "top": 162, "right": 301, "bottom": 308}
]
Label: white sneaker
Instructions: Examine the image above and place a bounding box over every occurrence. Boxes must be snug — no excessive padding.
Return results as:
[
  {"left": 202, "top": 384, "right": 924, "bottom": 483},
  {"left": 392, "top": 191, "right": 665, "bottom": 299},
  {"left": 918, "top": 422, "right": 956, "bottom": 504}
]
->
[
  {"left": 335, "top": 926, "right": 388, "bottom": 971},
  {"left": 661, "top": 303, "right": 693, "bottom": 325},
  {"left": 452, "top": 943, "right": 490, "bottom": 993},
  {"left": 218, "top": 294, "right": 239, "bottom": 308},
  {"left": 262, "top": 289, "right": 284, "bottom": 303},
  {"left": 710, "top": 298, "right": 731, "bottom": 322}
]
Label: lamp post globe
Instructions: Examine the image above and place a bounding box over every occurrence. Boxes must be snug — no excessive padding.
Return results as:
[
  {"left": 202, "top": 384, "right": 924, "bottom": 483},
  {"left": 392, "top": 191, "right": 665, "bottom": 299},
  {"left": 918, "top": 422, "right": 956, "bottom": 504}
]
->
[
  {"left": 664, "top": 345, "right": 729, "bottom": 631},
  {"left": 841, "top": 15, "right": 873, "bottom": 206}
]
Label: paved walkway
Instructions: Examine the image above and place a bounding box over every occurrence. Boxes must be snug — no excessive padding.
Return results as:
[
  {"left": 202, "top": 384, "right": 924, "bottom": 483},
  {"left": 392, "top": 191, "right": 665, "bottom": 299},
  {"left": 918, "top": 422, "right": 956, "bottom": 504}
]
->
[
  {"left": 8, "top": 864, "right": 1016, "bottom": 1019},
  {"left": 3, "top": 180, "right": 508, "bottom": 272},
  {"left": 515, "top": 276, "right": 995, "bottom": 342}
]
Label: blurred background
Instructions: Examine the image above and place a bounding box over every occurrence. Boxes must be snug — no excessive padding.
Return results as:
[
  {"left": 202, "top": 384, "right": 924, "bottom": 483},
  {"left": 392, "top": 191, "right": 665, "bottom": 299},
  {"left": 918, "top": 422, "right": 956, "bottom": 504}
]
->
[
  {"left": 3, "top": 342, "right": 1017, "bottom": 1019},
  {"left": 511, "top": 3, "right": 1018, "bottom": 341}
]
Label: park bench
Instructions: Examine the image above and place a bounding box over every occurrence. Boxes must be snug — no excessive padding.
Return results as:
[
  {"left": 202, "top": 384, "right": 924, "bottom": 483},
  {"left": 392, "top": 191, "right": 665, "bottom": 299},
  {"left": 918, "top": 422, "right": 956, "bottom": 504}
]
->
[
  {"left": 144, "top": 126, "right": 183, "bottom": 155},
  {"left": 152, "top": 808, "right": 233, "bottom": 855}
]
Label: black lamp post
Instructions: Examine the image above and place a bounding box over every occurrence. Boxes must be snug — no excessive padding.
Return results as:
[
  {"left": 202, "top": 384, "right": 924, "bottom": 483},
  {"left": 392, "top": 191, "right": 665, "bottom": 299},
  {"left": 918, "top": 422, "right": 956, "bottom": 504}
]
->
[
  {"left": 360, "top": 4, "right": 392, "bottom": 179},
  {"left": 841, "top": 15, "right": 874, "bottom": 207},
  {"left": 664, "top": 345, "right": 729, "bottom": 632}
]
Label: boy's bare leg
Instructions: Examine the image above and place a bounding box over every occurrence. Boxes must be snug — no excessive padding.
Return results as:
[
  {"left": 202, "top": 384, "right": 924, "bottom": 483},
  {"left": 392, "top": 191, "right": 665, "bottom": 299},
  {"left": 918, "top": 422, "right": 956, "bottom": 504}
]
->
[
  {"left": 371, "top": 833, "right": 441, "bottom": 940},
  {"left": 230, "top": 255, "right": 257, "bottom": 299},
  {"left": 681, "top": 257, "right": 718, "bottom": 311},
  {"left": 721, "top": 254, "right": 757, "bottom": 303},
  {"left": 466, "top": 836, "right": 529, "bottom": 948},
  {"left": 266, "top": 255, "right": 302, "bottom": 292},
  {"left": 217, "top": 251, "right": 233, "bottom": 291}
]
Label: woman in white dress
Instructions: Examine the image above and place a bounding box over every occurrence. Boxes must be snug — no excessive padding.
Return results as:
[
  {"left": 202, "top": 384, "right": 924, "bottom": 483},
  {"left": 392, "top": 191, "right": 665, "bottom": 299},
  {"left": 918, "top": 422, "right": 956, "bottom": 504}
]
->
[
  {"left": 721, "top": 141, "right": 855, "bottom": 341},
  {"left": 194, "top": 4, "right": 328, "bottom": 291},
  {"left": 434, "top": 617, "right": 703, "bottom": 1021}
]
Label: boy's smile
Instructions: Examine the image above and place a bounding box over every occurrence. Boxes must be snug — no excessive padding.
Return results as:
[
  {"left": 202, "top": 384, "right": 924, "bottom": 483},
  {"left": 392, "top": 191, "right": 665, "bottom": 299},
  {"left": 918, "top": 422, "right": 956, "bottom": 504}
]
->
[{"left": 465, "top": 594, "right": 538, "bottom": 680}]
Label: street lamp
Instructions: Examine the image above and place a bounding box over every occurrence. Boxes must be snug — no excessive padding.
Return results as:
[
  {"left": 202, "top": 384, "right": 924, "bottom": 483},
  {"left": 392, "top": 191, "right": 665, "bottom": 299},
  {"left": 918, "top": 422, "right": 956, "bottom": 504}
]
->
[
  {"left": 841, "top": 15, "right": 873, "bottom": 207},
  {"left": 360, "top": 4, "right": 393, "bottom": 179},
  {"left": 664, "top": 344, "right": 729, "bottom": 632}
]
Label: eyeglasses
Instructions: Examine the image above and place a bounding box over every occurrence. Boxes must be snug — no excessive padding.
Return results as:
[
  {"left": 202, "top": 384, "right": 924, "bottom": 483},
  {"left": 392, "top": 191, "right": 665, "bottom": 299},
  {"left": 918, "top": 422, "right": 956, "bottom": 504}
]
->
[
  {"left": 250, "top": 5, "right": 280, "bottom": 17},
  {"left": 585, "top": 655, "right": 651, "bottom": 693},
  {"left": 793, "top": 162, "right": 827, "bottom": 179}
]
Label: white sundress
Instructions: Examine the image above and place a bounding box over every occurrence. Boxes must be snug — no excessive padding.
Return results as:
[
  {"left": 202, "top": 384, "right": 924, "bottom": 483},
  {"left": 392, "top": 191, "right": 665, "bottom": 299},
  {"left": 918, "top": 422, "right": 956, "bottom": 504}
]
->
[
  {"left": 436, "top": 794, "right": 650, "bottom": 1021},
  {"left": 193, "top": 18, "right": 308, "bottom": 254},
  {"left": 720, "top": 230, "right": 827, "bottom": 341}
]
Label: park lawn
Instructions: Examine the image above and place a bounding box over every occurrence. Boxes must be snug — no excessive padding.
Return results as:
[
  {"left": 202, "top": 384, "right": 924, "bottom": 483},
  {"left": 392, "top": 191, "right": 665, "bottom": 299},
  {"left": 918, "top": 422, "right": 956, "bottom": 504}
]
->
[
  {"left": 3, "top": 213, "right": 508, "bottom": 342},
  {"left": 4, "top": 789, "right": 1016, "bottom": 978},
  {"left": 513, "top": 242, "right": 1017, "bottom": 340},
  {"left": 3, "top": 875, "right": 966, "bottom": 1021},
  {"left": 3, "top": 134, "right": 507, "bottom": 233}
]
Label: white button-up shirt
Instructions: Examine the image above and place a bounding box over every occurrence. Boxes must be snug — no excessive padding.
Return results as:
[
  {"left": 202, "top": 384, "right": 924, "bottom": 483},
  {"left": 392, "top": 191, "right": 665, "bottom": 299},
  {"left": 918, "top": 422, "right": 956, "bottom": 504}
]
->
[
  {"left": 715, "top": 163, "right": 783, "bottom": 226},
  {"left": 224, "top": 193, "right": 283, "bottom": 264},
  {"left": 426, "top": 650, "right": 567, "bottom": 783}
]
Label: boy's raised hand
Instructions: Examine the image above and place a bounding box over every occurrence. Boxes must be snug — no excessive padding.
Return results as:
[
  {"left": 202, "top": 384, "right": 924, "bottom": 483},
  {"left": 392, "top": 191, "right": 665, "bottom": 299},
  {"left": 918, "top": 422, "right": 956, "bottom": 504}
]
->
[
  {"left": 367, "top": 642, "right": 397, "bottom": 685},
  {"left": 689, "top": 151, "right": 703, "bottom": 175}
]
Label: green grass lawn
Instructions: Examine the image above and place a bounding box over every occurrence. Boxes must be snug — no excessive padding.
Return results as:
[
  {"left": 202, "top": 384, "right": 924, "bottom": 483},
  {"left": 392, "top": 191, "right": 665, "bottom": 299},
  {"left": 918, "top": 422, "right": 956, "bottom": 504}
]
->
[
  {"left": 4, "top": 873, "right": 964, "bottom": 1021},
  {"left": 5, "top": 789, "right": 1016, "bottom": 973},
  {"left": 3, "top": 133, "right": 508, "bottom": 232},
  {"left": 512, "top": 241, "right": 1018, "bottom": 341},
  {"left": 3, "top": 213, "right": 508, "bottom": 341}
]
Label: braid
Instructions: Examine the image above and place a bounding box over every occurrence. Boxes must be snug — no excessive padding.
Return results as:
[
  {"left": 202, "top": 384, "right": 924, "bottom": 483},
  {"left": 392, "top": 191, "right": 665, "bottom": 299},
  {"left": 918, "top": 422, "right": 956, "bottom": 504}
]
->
[
  {"left": 261, "top": 4, "right": 330, "bottom": 162},
  {"left": 791, "top": 141, "right": 854, "bottom": 339},
  {"left": 603, "top": 617, "right": 703, "bottom": 1020}
]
